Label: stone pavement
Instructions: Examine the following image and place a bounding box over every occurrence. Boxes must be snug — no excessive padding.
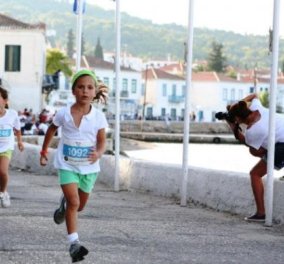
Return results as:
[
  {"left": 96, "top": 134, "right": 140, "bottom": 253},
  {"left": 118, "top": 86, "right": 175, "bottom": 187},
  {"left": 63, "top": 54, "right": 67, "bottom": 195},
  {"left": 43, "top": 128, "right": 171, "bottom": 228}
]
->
[{"left": 1, "top": 169, "right": 284, "bottom": 264}]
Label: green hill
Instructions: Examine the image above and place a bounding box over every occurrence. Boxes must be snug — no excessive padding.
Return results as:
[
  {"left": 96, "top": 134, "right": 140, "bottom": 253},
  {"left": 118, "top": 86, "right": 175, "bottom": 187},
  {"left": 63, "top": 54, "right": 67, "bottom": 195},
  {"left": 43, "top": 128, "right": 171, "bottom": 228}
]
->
[{"left": 1, "top": 0, "right": 283, "bottom": 69}]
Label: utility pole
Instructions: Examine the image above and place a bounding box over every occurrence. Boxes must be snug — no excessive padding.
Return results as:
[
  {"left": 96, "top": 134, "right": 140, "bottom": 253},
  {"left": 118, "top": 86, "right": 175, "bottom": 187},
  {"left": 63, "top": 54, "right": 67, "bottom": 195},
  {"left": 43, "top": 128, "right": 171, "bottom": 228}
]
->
[
  {"left": 253, "top": 65, "right": 257, "bottom": 93},
  {"left": 75, "top": 0, "right": 83, "bottom": 71},
  {"left": 142, "top": 65, "right": 148, "bottom": 120}
]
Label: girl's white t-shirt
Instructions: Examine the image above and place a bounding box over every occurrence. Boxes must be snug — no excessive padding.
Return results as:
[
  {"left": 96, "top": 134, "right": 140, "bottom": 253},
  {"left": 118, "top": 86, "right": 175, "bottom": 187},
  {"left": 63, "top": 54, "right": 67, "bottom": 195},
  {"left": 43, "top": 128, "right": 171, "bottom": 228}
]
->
[
  {"left": 0, "top": 109, "right": 21, "bottom": 152},
  {"left": 245, "top": 98, "right": 284, "bottom": 149},
  {"left": 53, "top": 105, "right": 108, "bottom": 174}
]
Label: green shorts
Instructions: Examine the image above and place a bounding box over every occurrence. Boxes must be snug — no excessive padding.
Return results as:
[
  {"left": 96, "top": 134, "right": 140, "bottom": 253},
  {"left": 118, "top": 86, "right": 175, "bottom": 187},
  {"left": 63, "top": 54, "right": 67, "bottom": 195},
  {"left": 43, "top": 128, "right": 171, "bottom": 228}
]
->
[
  {"left": 0, "top": 150, "right": 13, "bottom": 160},
  {"left": 58, "top": 169, "right": 98, "bottom": 193}
]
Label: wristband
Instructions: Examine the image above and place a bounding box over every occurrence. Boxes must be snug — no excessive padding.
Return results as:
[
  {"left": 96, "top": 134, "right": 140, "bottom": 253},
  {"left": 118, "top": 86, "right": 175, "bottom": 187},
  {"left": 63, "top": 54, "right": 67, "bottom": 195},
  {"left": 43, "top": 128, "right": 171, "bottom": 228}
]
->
[{"left": 40, "top": 150, "right": 48, "bottom": 156}]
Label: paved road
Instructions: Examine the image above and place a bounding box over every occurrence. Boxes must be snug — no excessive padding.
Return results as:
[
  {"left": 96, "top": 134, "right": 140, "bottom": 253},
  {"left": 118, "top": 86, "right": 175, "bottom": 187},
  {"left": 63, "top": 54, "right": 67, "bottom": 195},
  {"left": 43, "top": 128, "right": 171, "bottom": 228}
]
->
[{"left": 1, "top": 169, "right": 284, "bottom": 264}]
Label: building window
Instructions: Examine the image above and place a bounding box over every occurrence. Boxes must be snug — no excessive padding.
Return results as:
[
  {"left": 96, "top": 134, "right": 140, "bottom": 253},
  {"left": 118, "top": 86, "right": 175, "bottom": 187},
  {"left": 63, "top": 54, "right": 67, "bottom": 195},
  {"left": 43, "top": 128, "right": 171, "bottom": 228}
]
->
[
  {"left": 231, "top": 88, "right": 235, "bottom": 101},
  {"left": 162, "top": 84, "right": 167, "bottom": 96},
  {"left": 5, "top": 45, "right": 21, "bottom": 72},
  {"left": 103, "top": 77, "right": 109, "bottom": 86},
  {"left": 131, "top": 79, "right": 137, "bottom": 93},
  {"left": 122, "top": 78, "right": 128, "bottom": 91},
  {"left": 212, "top": 111, "right": 216, "bottom": 122},
  {"left": 172, "top": 84, "right": 177, "bottom": 96},
  {"left": 238, "top": 89, "right": 243, "bottom": 100},
  {"left": 182, "top": 85, "right": 186, "bottom": 96},
  {"left": 222, "top": 88, "right": 228, "bottom": 100},
  {"left": 170, "top": 108, "right": 176, "bottom": 120},
  {"left": 146, "top": 107, "right": 153, "bottom": 118},
  {"left": 249, "top": 87, "right": 254, "bottom": 93},
  {"left": 161, "top": 108, "right": 166, "bottom": 117},
  {"left": 181, "top": 108, "right": 185, "bottom": 119}
]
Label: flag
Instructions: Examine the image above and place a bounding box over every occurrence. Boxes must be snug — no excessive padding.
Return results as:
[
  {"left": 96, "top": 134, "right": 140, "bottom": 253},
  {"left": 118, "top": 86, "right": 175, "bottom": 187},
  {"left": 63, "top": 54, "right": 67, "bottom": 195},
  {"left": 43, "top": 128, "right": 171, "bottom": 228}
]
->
[{"left": 73, "top": 0, "right": 86, "bottom": 14}]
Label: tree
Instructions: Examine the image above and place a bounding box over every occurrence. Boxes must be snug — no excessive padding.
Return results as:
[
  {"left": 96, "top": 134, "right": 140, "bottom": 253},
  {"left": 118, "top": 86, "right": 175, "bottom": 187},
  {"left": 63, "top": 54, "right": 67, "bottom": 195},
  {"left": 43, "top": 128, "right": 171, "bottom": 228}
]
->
[
  {"left": 66, "top": 29, "right": 75, "bottom": 59},
  {"left": 259, "top": 90, "right": 269, "bottom": 108},
  {"left": 46, "top": 48, "right": 72, "bottom": 76},
  {"left": 259, "top": 90, "right": 284, "bottom": 113},
  {"left": 94, "top": 37, "right": 104, "bottom": 60},
  {"left": 44, "top": 48, "right": 73, "bottom": 103},
  {"left": 207, "top": 41, "right": 227, "bottom": 72}
]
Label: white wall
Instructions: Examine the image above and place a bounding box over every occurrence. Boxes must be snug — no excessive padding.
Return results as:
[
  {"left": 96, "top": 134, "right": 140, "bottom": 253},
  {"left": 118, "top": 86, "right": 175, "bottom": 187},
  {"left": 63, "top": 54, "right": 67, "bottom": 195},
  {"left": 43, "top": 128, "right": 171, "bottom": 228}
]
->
[
  {"left": 10, "top": 143, "right": 284, "bottom": 224},
  {"left": 0, "top": 30, "right": 46, "bottom": 113}
]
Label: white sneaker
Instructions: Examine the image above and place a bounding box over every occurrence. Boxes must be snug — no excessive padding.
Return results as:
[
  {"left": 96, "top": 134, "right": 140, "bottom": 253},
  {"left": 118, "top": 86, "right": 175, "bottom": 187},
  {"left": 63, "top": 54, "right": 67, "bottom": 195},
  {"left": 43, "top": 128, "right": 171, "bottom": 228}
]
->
[{"left": 0, "top": 192, "right": 11, "bottom": 208}]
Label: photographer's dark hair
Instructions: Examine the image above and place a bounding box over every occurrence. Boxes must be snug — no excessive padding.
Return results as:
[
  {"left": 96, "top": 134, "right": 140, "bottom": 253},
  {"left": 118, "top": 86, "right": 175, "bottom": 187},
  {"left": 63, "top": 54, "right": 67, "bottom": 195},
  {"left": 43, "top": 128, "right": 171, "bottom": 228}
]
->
[
  {"left": 0, "top": 86, "right": 9, "bottom": 109},
  {"left": 228, "top": 100, "right": 251, "bottom": 121}
]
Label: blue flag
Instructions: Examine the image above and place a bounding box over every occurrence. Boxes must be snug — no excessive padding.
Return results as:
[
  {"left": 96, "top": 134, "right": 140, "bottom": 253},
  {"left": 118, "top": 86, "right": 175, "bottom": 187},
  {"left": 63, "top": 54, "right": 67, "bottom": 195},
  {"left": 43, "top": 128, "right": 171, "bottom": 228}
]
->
[{"left": 73, "top": 0, "right": 86, "bottom": 14}]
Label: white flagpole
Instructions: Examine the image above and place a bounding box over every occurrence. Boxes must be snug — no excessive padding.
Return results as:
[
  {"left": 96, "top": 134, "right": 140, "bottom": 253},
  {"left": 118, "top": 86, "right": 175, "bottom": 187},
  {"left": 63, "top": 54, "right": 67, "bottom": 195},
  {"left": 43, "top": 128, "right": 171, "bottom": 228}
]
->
[
  {"left": 75, "top": 0, "right": 83, "bottom": 71},
  {"left": 181, "top": 0, "right": 194, "bottom": 206},
  {"left": 114, "top": 0, "right": 121, "bottom": 192},
  {"left": 265, "top": 0, "right": 281, "bottom": 227}
]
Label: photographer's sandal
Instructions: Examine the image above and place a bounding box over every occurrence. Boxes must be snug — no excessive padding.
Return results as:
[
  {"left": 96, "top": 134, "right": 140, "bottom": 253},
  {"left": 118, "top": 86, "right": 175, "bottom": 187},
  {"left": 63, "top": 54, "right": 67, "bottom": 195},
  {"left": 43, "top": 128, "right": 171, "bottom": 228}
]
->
[{"left": 244, "top": 213, "right": 265, "bottom": 222}]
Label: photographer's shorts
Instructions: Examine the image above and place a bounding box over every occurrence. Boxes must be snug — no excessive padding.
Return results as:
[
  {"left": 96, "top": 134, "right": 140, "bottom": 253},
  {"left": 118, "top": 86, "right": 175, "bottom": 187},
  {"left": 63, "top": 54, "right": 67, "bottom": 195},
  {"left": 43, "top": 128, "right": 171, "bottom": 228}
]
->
[{"left": 263, "top": 142, "right": 284, "bottom": 170}]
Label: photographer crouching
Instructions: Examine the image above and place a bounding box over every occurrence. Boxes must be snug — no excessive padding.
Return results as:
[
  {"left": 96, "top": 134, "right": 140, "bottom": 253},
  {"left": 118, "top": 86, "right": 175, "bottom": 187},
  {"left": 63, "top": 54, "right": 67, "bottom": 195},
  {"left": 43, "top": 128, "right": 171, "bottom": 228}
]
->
[{"left": 216, "top": 93, "right": 284, "bottom": 222}]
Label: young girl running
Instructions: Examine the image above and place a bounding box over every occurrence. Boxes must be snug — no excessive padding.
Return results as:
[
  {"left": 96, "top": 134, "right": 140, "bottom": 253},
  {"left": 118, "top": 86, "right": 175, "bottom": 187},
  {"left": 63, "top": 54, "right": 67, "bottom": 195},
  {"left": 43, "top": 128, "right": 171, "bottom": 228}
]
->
[
  {"left": 40, "top": 69, "right": 108, "bottom": 262},
  {"left": 0, "top": 86, "right": 24, "bottom": 208}
]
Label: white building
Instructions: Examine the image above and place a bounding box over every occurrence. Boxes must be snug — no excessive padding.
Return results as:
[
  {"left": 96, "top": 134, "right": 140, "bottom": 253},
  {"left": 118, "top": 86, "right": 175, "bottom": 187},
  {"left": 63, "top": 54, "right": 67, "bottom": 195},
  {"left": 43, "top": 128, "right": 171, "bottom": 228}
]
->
[
  {"left": 0, "top": 13, "right": 46, "bottom": 113},
  {"left": 142, "top": 67, "right": 186, "bottom": 120},
  {"left": 84, "top": 56, "right": 142, "bottom": 119},
  {"left": 49, "top": 56, "right": 143, "bottom": 119},
  {"left": 142, "top": 68, "right": 258, "bottom": 122},
  {"left": 190, "top": 72, "right": 250, "bottom": 122},
  {"left": 104, "top": 52, "right": 143, "bottom": 72},
  {"left": 49, "top": 58, "right": 284, "bottom": 122}
]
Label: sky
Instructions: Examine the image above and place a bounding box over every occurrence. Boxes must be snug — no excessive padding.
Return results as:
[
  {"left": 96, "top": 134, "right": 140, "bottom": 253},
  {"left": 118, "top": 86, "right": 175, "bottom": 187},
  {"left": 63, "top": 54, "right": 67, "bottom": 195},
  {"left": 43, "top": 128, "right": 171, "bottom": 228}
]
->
[{"left": 87, "top": 0, "right": 284, "bottom": 37}]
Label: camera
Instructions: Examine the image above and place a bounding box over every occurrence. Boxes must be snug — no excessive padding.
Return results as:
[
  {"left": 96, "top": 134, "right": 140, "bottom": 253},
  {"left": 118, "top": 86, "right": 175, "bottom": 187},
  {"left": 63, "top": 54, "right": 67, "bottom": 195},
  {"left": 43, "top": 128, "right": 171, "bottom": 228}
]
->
[{"left": 215, "top": 111, "right": 235, "bottom": 123}]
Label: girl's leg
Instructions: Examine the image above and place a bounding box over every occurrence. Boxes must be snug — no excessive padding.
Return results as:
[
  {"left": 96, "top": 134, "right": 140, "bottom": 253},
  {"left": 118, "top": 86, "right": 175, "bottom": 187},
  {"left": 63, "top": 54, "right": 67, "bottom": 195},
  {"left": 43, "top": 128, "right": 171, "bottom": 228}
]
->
[
  {"left": 77, "top": 173, "right": 98, "bottom": 212},
  {"left": 61, "top": 183, "right": 80, "bottom": 235},
  {"left": 78, "top": 189, "right": 89, "bottom": 212},
  {"left": 0, "top": 156, "right": 10, "bottom": 192},
  {"left": 60, "top": 181, "right": 89, "bottom": 262},
  {"left": 250, "top": 159, "right": 267, "bottom": 215}
]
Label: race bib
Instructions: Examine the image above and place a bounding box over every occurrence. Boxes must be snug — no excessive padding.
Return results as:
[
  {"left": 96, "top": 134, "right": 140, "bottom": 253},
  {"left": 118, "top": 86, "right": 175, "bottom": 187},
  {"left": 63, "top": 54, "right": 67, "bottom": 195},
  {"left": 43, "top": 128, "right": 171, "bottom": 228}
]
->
[
  {"left": 0, "top": 128, "right": 12, "bottom": 142},
  {"left": 62, "top": 139, "right": 94, "bottom": 166}
]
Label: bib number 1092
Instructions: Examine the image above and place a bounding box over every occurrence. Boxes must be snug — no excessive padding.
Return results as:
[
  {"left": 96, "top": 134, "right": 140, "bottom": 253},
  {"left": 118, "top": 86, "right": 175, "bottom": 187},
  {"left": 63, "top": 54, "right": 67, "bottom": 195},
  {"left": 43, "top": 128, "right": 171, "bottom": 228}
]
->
[{"left": 63, "top": 145, "right": 90, "bottom": 158}]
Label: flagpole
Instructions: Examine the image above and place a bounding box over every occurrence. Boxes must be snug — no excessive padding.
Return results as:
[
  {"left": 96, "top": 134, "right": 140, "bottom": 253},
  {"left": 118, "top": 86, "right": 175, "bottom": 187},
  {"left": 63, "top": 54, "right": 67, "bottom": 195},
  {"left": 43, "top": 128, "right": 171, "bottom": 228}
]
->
[
  {"left": 75, "top": 0, "right": 83, "bottom": 71},
  {"left": 114, "top": 0, "right": 121, "bottom": 192},
  {"left": 265, "top": 0, "right": 281, "bottom": 227},
  {"left": 181, "top": 0, "right": 194, "bottom": 206}
]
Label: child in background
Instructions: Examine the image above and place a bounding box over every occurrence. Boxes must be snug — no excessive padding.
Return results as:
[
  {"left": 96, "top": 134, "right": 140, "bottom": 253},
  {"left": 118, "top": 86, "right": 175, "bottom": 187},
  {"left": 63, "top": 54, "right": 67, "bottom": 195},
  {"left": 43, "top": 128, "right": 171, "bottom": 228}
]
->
[
  {"left": 0, "top": 86, "right": 24, "bottom": 208},
  {"left": 40, "top": 69, "right": 108, "bottom": 263}
]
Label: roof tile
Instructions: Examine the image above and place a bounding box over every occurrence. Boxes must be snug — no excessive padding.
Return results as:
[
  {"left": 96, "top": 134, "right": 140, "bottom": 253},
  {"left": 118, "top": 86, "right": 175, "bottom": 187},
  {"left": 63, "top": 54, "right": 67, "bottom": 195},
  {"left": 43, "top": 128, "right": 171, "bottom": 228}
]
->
[{"left": 0, "top": 13, "right": 45, "bottom": 30}]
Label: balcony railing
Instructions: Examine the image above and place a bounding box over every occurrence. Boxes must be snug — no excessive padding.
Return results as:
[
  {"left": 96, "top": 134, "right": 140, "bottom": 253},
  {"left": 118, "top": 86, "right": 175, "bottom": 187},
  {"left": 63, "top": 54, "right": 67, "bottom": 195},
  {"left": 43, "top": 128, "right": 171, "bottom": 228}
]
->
[
  {"left": 168, "top": 95, "right": 184, "bottom": 103},
  {"left": 109, "top": 90, "right": 129, "bottom": 98},
  {"left": 120, "top": 90, "right": 129, "bottom": 97}
]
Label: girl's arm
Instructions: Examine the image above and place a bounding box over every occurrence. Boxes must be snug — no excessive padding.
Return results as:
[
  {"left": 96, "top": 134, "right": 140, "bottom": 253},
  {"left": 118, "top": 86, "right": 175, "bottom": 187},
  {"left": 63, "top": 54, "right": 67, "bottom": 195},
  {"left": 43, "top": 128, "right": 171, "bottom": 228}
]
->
[
  {"left": 14, "top": 129, "right": 24, "bottom": 152},
  {"left": 89, "top": 128, "right": 106, "bottom": 163},
  {"left": 40, "top": 123, "right": 58, "bottom": 166}
]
